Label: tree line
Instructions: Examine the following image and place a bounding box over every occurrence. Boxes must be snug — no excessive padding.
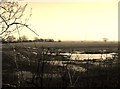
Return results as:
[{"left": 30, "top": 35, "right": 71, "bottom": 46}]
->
[{"left": 1, "top": 35, "right": 61, "bottom": 43}]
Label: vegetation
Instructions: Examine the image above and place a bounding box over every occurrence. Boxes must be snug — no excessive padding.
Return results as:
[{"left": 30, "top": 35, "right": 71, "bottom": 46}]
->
[
  {"left": 2, "top": 41, "right": 119, "bottom": 88},
  {"left": 1, "top": 35, "right": 56, "bottom": 43},
  {"left": 1, "top": 1, "right": 119, "bottom": 89}
]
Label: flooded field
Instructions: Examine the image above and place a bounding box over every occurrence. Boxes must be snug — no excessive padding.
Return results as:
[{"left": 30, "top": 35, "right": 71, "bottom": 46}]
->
[
  {"left": 2, "top": 41, "right": 119, "bottom": 88},
  {"left": 60, "top": 52, "right": 116, "bottom": 60}
]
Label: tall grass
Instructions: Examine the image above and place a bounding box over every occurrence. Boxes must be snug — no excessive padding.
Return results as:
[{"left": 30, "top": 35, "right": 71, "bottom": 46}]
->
[{"left": 2, "top": 42, "right": 119, "bottom": 88}]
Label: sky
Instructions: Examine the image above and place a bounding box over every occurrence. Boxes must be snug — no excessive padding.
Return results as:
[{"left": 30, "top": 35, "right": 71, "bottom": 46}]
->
[{"left": 15, "top": 0, "right": 118, "bottom": 41}]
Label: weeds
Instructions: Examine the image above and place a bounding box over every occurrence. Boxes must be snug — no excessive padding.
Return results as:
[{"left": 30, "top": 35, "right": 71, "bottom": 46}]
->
[{"left": 2, "top": 42, "right": 119, "bottom": 88}]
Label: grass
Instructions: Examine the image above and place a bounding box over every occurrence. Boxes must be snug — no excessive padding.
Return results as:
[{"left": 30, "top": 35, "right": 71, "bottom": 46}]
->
[
  {"left": 2, "top": 41, "right": 119, "bottom": 88},
  {"left": 2, "top": 41, "right": 118, "bottom": 50}
]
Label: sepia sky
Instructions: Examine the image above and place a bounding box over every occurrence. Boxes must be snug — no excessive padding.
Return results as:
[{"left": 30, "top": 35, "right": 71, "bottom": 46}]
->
[{"left": 17, "top": 0, "right": 118, "bottom": 41}]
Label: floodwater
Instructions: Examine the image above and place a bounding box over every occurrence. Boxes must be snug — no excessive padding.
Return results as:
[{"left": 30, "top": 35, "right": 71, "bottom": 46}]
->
[
  {"left": 60, "top": 53, "right": 117, "bottom": 60},
  {"left": 60, "top": 52, "right": 117, "bottom": 60},
  {"left": 69, "top": 53, "right": 113, "bottom": 60},
  {"left": 10, "top": 52, "right": 118, "bottom": 85}
]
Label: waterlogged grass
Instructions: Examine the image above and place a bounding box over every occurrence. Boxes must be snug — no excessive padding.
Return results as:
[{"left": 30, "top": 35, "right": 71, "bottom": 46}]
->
[
  {"left": 2, "top": 41, "right": 118, "bottom": 52},
  {"left": 2, "top": 41, "right": 119, "bottom": 88}
]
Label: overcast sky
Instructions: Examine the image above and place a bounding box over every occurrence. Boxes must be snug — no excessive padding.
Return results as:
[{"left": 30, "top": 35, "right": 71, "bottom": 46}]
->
[{"left": 16, "top": 0, "right": 118, "bottom": 41}]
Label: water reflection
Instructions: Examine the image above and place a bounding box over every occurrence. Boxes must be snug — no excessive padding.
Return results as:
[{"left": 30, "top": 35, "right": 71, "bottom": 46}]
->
[{"left": 60, "top": 53, "right": 116, "bottom": 60}]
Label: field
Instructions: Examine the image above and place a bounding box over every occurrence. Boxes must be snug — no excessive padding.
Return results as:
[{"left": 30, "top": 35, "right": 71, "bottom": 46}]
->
[{"left": 2, "top": 41, "right": 119, "bottom": 88}]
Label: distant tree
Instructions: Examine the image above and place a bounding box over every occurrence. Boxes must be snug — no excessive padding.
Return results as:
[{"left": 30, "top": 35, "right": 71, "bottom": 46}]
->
[
  {"left": 34, "top": 37, "right": 39, "bottom": 42},
  {"left": 103, "top": 38, "right": 108, "bottom": 43},
  {"left": 28, "top": 40, "right": 32, "bottom": 42},
  {"left": 33, "top": 37, "right": 45, "bottom": 42},
  {"left": 58, "top": 40, "right": 61, "bottom": 42},
  {"left": 45, "top": 39, "right": 54, "bottom": 42},
  {"left": 6, "top": 35, "right": 16, "bottom": 42},
  {"left": 39, "top": 38, "right": 44, "bottom": 42},
  {"left": 19, "top": 35, "right": 28, "bottom": 42},
  {"left": 49, "top": 39, "right": 54, "bottom": 42}
]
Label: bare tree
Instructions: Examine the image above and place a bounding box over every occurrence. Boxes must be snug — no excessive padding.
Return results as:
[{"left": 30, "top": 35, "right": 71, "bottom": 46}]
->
[
  {"left": 103, "top": 38, "right": 108, "bottom": 43},
  {"left": 0, "top": 1, "right": 38, "bottom": 39}
]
